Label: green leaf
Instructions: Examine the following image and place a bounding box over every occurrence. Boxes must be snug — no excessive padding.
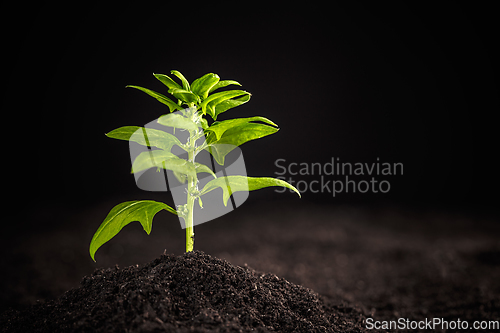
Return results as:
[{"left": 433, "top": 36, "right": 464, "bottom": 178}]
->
[
  {"left": 213, "top": 94, "right": 251, "bottom": 119},
  {"left": 207, "top": 123, "right": 279, "bottom": 164},
  {"left": 153, "top": 73, "right": 182, "bottom": 90},
  {"left": 131, "top": 150, "right": 196, "bottom": 176},
  {"left": 200, "top": 90, "right": 250, "bottom": 118},
  {"left": 131, "top": 150, "right": 214, "bottom": 181},
  {"left": 170, "top": 70, "right": 190, "bottom": 91},
  {"left": 208, "top": 80, "right": 241, "bottom": 94},
  {"left": 126, "top": 85, "right": 182, "bottom": 113},
  {"left": 200, "top": 118, "right": 209, "bottom": 130},
  {"left": 215, "top": 123, "right": 278, "bottom": 145},
  {"left": 195, "top": 162, "right": 216, "bottom": 179},
  {"left": 168, "top": 88, "right": 201, "bottom": 104},
  {"left": 89, "top": 200, "right": 176, "bottom": 261},
  {"left": 106, "top": 126, "right": 182, "bottom": 151},
  {"left": 191, "top": 73, "right": 220, "bottom": 100},
  {"left": 200, "top": 176, "right": 300, "bottom": 206},
  {"left": 206, "top": 116, "right": 278, "bottom": 141},
  {"left": 158, "top": 113, "right": 200, "bottom": 131}
]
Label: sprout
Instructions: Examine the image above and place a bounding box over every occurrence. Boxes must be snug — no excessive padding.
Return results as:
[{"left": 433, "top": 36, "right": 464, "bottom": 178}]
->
[{"left": 89, "top": 71, "right": 300, "bottom": 261}]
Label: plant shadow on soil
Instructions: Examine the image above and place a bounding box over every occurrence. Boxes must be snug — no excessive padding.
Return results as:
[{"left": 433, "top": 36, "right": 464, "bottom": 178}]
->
[{"left": 1, "top": 199, "right": 500, "bottom": 332}]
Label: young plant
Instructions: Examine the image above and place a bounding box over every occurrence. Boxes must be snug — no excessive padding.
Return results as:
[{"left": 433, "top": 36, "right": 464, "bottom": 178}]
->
[{"left": 89, "top": 70, "right": 300, "bottom": 261}]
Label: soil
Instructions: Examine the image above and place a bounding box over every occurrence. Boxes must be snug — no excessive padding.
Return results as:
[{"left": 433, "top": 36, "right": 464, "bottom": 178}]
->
[
  {"left": 1, "top": 200, "right": 499, "bottom": 332},
  {"left": 1, "top": 251, "right": 367, "bottom": 332}
]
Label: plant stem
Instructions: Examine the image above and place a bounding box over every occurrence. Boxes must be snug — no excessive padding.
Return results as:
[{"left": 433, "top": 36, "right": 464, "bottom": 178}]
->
[
  {"left": 185, "top": 109, "right": 198, "bottom": 252},
  {"left": 185, "top": 184, "right": 195, "bottom": 252}
]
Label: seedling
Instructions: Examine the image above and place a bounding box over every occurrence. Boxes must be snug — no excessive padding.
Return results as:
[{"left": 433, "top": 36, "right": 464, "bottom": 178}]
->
[{"left": 89, "top": 71, "right": 300, "bottom": 261}]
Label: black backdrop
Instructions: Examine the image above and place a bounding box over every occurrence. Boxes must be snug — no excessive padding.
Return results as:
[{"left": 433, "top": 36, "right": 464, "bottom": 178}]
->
[{"left": 5, "top": 3, "right": 499, "bottom": 223}]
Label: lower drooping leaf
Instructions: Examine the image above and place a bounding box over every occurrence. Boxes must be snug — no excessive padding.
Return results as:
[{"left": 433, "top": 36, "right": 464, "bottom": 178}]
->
[
  {"left": 200, "top": 176, "right": 300, "bottom": 206},
  {"left": 89, "top": 200, "right": 176, "bottom": 261}
]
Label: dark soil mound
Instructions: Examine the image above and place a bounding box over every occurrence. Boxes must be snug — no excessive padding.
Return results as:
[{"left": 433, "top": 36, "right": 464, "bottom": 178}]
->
[{"left": 1, "top": 251, "right": 369, "bottom": 332}]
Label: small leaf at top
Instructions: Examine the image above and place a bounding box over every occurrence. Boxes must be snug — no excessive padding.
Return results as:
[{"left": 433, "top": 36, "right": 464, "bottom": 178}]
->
[
  {"left": 154, "top": 73, "right": 182, "bottom": 90},
  {"left": 208, "top": 80, "right": 241, "bottom": 94},
  {"left": 168, "top": 88, "right": 201, "bottom": 104},
  {"left": 191, "top": 73, "right": 220, "bottom": 100},
  {"left": 126, "top": 85, "right": 182, "bottom": 113},
  {"left": 213, "top": 94, "right": 251, "bottom": 119},
  {"left": 170, "top": 70, "right": 190, "bottom": 91},
  {"left": 200, "top": 90, "right": 250, "bottom": 118}
]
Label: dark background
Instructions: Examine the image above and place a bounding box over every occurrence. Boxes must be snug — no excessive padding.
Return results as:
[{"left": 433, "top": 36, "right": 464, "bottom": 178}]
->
[
  {"left": 4, "top": 2, "right": 499, "bottom": 223},
  {"left": 2, "top": 2, "right": 500, "bottom": 320}
]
